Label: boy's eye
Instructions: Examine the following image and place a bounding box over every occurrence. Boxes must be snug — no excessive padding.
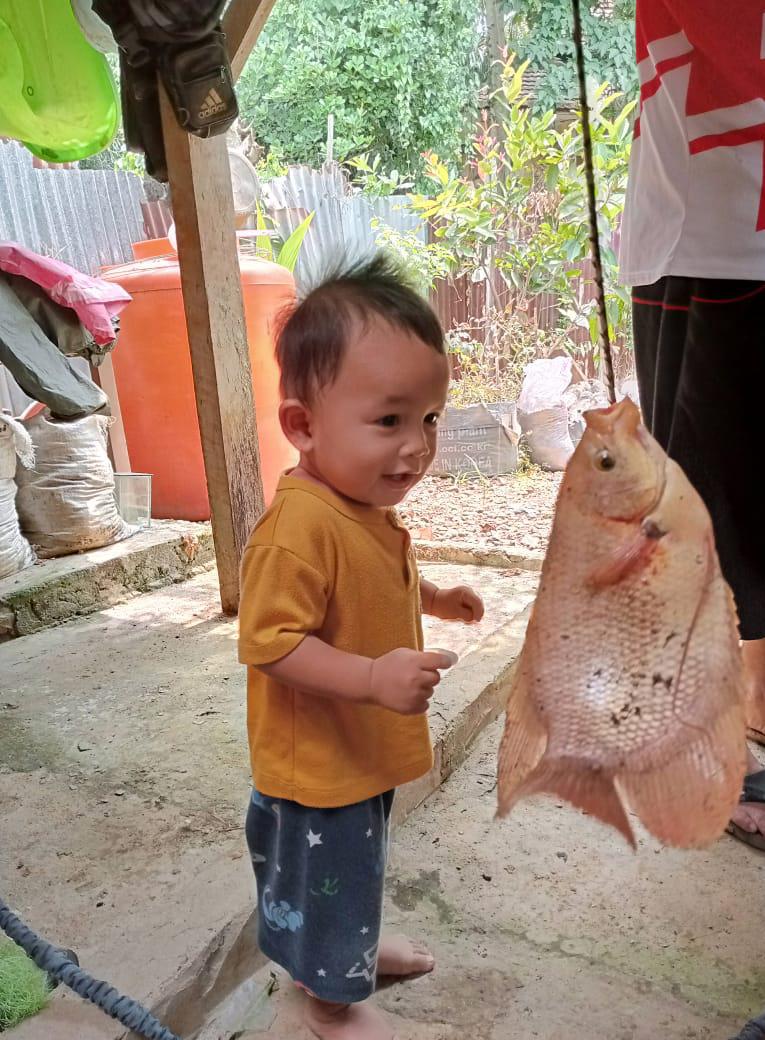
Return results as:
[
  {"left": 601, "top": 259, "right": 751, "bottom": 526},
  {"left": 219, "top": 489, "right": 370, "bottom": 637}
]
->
[
  {"left": 424, "top": 413, "right": 440, "bottom": 426},
  {"left": 377, "top": 415, "right": 399, "bottom": 428}
]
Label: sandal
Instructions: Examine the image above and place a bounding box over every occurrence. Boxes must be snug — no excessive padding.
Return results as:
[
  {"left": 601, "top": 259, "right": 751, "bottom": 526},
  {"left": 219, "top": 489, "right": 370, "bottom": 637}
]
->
[{"left": 726, "top": 769, "right": 765, "bottom": 851}]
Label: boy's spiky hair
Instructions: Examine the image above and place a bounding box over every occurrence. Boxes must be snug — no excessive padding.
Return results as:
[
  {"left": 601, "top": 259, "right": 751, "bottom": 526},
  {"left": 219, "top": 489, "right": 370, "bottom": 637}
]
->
[{"left": 275, "top": 252, "right": 445, "bottom": 401}]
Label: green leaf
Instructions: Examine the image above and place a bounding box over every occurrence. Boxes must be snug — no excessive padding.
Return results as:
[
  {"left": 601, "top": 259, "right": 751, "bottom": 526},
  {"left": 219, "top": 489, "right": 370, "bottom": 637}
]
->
[
  {"left": 434, "top": 160, "right": 450, "bottom": 186},
  {"left": 254, "top": 202, "right": 275, "bottom": 262},
  {"left": 601, "top": 245, "right": 619, "bottom": 272},
  {"left": 276, "top": 212, "right": 315, "bottom": 273},
  {"left": 236, "top": 0, "right": 483, "bottom": 181}
]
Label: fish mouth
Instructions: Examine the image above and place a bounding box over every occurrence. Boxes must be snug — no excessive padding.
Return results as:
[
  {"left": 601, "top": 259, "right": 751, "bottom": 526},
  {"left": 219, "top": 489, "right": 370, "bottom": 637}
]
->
[
  {"left": 584, "top": 397, "right": 668, "bottom": 521},
  {"left": 583, "top": 397, "right": 640, "bottom": 435}
]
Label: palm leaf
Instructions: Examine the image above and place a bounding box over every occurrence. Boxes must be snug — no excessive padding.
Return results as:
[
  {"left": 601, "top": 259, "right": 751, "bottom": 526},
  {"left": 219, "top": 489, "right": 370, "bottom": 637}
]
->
[{"left": 275, "top": 212, "right": 315, "bottom": 273}]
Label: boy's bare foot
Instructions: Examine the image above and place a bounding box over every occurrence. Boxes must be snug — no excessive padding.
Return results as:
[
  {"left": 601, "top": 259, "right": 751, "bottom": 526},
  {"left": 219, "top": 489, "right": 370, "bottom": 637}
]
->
[
  {"left": 376, "top": 934, "right": 435, "bottom": 977},
  {"left": 304, "top": 999, "right": 397, "bottom": 1040}
]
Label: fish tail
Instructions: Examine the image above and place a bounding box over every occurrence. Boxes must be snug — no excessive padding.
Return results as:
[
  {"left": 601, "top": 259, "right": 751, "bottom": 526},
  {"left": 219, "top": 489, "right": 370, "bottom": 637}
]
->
[{"left": 509, "top": 755, "right": 636, "bottom": 849}]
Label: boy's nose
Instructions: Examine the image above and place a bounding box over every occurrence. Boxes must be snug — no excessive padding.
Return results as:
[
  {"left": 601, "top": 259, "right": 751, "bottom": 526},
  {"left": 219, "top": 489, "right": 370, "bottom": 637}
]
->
[{"left": 402, "top": 431, "right": 430, "bottom": 461}]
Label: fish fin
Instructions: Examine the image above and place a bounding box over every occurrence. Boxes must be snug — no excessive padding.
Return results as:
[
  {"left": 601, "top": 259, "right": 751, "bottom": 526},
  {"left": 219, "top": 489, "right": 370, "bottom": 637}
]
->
[
  {"left": 509, "top": 755, "right": 636, "bottom": 848},
  {"left": 497, "top": 651, "right": 547, "bottom": 817},
  {"left": 619, "top": 534, "right": 746, "bottom": 849},
  {"left": 620, "top": 703, "right": 746, "bottom": 849},
  {"left": 588, "top": 530, "right": 660, "bottom": 588}
]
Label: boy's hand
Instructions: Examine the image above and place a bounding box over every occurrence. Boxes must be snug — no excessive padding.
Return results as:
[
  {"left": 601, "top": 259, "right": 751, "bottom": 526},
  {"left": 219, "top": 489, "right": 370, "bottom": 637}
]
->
[
  {"left": 369, "top": 648, "right": 457, "bottom": 715},
  {"left": 432, "top": 585, "right": 485, "bottom": 623}
]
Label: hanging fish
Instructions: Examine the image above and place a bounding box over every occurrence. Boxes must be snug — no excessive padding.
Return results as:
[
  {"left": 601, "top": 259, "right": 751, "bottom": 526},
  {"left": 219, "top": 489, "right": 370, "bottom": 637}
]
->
[{"left": 497, "top": 398, "right": 746, "bottom": 848}]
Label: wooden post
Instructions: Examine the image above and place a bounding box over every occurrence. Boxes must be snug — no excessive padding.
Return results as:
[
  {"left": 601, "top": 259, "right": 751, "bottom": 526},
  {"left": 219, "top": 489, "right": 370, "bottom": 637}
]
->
[
  {"left": 151, "top": 0, "right": 277, "bottom": 611},
  {"left": 160, "top": 87, "right": 264, "bottom": 614},
  {"left": 223, "top": 0, "right": 279, "bottom": 81}
]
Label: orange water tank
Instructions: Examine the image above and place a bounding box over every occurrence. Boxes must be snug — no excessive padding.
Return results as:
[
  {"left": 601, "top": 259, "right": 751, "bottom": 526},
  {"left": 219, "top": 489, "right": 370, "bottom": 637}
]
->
[{"left": 102, "top": 241, "right": 296, "bottom": 520}]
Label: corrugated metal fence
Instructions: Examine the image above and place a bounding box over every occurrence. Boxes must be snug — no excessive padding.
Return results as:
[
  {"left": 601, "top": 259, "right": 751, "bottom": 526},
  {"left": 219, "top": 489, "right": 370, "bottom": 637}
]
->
[
  {"left": 0, "top": 146, "right": 598, "bottom": 338},
  {"left": 263, "top": 166, "right": 605, "bottom": 358},
  {"left": 432, "top": 265, "right": 556, "bottom": 333},
  {"left": 431, "top": 262, "right": 599, "bottom": 344},
  {"left": 0, "top": 150, "right": 609, "bottom": 411},
  {"left": 263, "top": 164, "right": 426, "bottom": 290},
  {"left": 0, "top": 140, "right": 146, "bottom": 275}
]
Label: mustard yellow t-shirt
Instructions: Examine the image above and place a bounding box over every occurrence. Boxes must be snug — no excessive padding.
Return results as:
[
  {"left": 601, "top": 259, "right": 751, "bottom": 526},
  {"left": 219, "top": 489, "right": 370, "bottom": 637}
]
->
[{"left": 238, "top": 474, "right": 433, "bottom": 807}]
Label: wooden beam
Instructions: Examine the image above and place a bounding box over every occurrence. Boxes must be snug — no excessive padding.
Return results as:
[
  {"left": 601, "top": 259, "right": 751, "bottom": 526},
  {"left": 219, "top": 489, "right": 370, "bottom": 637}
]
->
[
  {"left": 160, "top": 86, "right": 264, "bottom": 614},
  {"left": 223, "top": 0, "right": 279, "bottom": 82}
]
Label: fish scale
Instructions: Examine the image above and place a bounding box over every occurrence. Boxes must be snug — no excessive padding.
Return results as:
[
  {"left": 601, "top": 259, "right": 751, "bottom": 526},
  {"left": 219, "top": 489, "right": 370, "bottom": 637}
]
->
[{"left": 497, "top": 399, "right": 747, "bottom": 849}]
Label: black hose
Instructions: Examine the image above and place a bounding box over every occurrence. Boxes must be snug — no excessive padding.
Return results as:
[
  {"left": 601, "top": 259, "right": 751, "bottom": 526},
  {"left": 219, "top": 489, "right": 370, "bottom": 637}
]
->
[{"left": 0, "top": 897, "right": 181, "bottom": 1040}]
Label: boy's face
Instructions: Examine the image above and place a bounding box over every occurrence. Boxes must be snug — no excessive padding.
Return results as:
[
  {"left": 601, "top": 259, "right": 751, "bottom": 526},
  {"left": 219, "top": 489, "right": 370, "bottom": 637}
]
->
[{"left": 290, "top": 315, "right": 450, "bottom": 507}]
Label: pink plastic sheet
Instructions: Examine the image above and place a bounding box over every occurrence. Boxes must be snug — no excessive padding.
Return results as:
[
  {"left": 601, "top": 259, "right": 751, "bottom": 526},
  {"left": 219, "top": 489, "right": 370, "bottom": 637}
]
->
[{"left": 0, "top": 243, "right": 131, "bottom": 346}]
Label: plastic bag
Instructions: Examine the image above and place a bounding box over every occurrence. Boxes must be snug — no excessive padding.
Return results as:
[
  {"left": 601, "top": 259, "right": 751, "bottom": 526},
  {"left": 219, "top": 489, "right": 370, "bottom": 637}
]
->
[
  {"left": 518, "top": 357, "right": 573, "bottom": 413},
  {"left": 620, "top": 378, "right": 641, "bottom": 407},
  {"left": 15, "top": 412, "right": 135, "bottom": 558},
  {"left": 563, "top": 379, "right": 610, "bottom": 445},
  {"left": 518, "top": 358, "right": 575, "bottom": 471},
  {"left": 0, "top": 414, "right": 36, "bottom": 579},
  {"left": 519, "top": 406, "right": 574, "bottom": 471},
  {"left": 0, "top": 244, "right": 130, "bottom": 348}
]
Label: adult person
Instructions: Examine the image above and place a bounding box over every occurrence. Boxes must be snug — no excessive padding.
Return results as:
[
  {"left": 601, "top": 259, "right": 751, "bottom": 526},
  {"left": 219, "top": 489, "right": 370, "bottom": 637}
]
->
[{"left": 619, "top": 0, "right": 765, "bottom": 849}]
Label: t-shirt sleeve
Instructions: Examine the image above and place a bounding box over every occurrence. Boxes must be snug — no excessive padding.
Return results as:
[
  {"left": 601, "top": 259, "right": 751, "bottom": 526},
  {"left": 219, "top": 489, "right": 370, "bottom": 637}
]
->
[{"left": 238, "top": 544, "right": 329, "bottom": 666}]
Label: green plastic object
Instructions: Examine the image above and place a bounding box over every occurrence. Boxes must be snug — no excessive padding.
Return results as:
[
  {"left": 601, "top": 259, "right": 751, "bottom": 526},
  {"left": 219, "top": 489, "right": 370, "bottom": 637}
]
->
[{"left": 0, "top": 0, "right": 118, "bottom": 163}]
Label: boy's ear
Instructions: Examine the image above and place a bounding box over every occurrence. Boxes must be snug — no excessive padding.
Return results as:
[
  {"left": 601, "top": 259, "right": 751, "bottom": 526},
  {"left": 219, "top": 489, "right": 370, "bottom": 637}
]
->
[{"left": 279, "top": 398, "right": 313, "bottom": 452}]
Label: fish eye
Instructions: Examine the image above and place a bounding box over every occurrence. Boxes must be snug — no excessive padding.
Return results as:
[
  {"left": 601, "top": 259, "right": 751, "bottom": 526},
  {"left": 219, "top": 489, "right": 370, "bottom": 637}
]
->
[{"left": 595, "top": 449, "right": 616, "bottom": 472}]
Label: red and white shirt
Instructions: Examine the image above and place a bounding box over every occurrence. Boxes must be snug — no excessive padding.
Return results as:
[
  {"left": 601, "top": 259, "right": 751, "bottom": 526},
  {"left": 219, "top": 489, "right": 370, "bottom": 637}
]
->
[{"left": 619, "top": 0, "right": 765, "bottom": 286}]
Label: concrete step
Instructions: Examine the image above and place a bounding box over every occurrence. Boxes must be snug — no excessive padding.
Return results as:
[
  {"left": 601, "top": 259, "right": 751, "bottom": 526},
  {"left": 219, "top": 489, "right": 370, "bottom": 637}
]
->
[
  {"left": 0, "top": 521, "right": 214, "bottom": 641},
  {"left": 0, "top": 522, "right": 540, "bottom": 643}
]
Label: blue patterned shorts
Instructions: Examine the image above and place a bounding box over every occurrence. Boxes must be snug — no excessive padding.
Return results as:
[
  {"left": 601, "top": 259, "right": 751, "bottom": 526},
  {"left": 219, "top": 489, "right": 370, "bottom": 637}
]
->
[{"left": 245, "top": 788, "right": 394, "bottom": 1004}]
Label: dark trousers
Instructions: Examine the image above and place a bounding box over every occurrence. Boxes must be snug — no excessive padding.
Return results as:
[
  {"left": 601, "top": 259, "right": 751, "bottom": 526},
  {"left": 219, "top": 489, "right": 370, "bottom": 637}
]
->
[{"left": 633, "top": 277, "right": 765, "bottom": 640}]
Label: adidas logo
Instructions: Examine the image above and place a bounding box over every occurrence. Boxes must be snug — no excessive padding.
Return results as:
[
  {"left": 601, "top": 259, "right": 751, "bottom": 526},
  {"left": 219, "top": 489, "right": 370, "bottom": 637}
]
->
[{"left": 198, "top": 87, "right": 227, "bottom": 120}]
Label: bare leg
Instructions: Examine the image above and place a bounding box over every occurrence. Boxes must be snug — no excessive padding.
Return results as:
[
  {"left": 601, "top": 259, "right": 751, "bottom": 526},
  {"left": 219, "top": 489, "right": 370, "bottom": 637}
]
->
[
  {"left": 304, "top": 998, "right": 397, "bottom": 1040},
  {"left": 743, "top": 638, "right": 765, "bottom": 738}
]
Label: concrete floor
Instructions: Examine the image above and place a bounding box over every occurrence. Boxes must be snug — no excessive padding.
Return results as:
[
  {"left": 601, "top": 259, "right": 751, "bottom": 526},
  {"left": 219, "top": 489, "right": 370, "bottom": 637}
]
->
[
  {"left": 209, "top": 721, "right": 765, "bottom": 1040},
  {"left": 0, "top": 563, "right": 536, "bottom": 1039},
  {"left": 3, "top": 561, "right": 765, "bottom": 1039}
]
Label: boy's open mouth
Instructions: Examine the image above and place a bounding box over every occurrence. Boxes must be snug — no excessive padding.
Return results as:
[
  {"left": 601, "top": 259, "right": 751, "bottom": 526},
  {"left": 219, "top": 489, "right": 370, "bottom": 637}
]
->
[{"left": 383, "top": 472, "right": 416, "bottom": 488}]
